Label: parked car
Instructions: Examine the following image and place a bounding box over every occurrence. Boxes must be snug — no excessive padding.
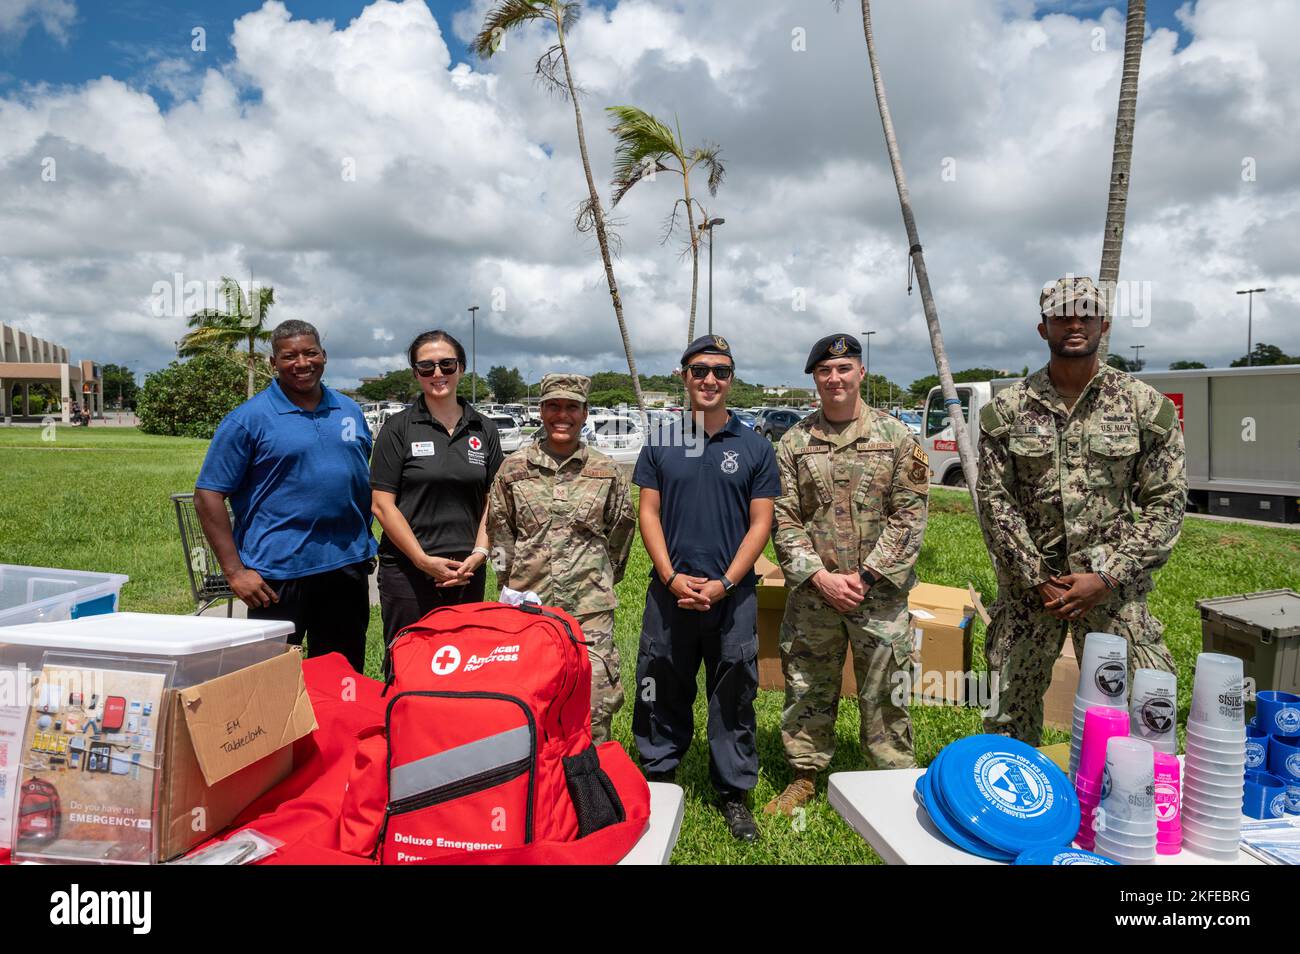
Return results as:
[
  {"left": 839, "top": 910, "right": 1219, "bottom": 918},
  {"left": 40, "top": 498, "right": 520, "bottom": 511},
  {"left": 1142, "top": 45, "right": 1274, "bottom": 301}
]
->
[
  {"left": 757, "top": 407, "right": 803, "bottom": 441},
  {"left": 733, "top": 410, "right": 758, "bottom": 430},
  {"left": 581, "top": 413, "right": 644, "bottom": 464},
  {"left": 895, "top": 409, "right": 922, "bottom": 435},
  {"left": 486, "top": 413, "right": 525, "bottom": 453}
]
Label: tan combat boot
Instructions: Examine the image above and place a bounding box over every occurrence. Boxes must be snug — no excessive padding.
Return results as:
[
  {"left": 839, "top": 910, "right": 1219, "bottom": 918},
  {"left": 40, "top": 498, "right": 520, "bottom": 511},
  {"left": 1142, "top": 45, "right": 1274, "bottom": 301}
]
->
[{"left": 763, "top": 770, "right": 817, "bottom": 816}]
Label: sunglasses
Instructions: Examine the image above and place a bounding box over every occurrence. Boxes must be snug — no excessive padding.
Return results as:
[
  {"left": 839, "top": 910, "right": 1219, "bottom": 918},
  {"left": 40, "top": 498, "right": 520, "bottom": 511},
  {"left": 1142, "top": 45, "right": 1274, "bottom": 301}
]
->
[
  {"left": 685, "top": 364, "right": 734, "bottom": 381},
  {"left": 414, "top": 358, "right": 461, "bottom": 377}
]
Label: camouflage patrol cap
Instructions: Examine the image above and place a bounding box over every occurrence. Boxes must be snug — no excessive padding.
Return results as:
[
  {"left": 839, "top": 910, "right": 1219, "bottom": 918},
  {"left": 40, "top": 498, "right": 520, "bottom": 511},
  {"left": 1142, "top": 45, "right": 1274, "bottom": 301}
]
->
[
  {"left": 1040, "top": 275, "right": 1107, "bottom": 318},
  {"left": 538, "top": 373, "right": 590, "bottom": 404}
]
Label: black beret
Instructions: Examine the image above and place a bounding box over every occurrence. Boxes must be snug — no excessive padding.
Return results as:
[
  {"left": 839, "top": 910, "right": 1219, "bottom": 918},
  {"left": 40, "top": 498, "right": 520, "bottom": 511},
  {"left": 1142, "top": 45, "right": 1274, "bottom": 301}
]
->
[
  {"left": 681, "top": 334, "right": 734, "bottom": 365},
  {"left": 804, "top": 333, "right": 862, "bottom": 373}
]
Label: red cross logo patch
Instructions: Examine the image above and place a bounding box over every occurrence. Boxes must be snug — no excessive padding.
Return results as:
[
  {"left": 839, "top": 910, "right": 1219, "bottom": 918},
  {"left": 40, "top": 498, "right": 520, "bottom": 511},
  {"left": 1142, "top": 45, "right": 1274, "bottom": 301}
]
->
[
  {"left": 468, "top": 435, "right": 483, "bottom": 451},
  {"left": 431, "top": 645, "right": 461, "bottom": 676}
]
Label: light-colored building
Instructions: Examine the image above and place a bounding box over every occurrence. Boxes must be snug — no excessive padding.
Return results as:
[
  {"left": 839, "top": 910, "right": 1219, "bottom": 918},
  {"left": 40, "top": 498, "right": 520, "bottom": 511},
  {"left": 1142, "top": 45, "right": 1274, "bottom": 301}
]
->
[{"left": 0, "top": 322, "right": 102, "bottom": 424}]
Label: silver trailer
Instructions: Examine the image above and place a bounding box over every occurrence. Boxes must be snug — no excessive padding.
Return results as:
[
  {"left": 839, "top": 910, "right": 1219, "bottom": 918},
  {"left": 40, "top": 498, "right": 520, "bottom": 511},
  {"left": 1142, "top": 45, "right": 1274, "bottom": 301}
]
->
[{"left": 922, "top": 365, "right": 1300, "bottom": 524}]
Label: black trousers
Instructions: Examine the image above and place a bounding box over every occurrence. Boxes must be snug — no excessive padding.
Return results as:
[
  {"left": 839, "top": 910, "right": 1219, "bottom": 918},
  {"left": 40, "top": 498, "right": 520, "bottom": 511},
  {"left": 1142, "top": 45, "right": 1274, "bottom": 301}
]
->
[
  {"left": 378, "top": 557, "right": 487, "bottom": 649},
  {"left": 250, "top": 560, "right": 372, "bottom": 674},
  {"left": 632, "top": 579, "right": 759, "bottom": 797}
]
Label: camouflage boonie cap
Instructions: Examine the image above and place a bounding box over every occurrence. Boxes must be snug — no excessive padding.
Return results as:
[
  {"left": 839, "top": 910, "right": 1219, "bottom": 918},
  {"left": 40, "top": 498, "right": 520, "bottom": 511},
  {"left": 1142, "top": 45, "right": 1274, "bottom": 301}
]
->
[
  {"left": 1040, "top": 275, "right": 1107, "bottom": 318},
  {"left": 539, "top": 373, "right": 590, "bottom": 404}
]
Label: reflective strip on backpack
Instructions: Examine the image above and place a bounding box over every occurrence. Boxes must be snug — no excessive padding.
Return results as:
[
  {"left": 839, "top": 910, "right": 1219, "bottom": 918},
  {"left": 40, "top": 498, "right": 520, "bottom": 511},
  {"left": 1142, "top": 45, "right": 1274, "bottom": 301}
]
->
[{"left": 389, "top": 725, "right": 532, "bottom": 802}]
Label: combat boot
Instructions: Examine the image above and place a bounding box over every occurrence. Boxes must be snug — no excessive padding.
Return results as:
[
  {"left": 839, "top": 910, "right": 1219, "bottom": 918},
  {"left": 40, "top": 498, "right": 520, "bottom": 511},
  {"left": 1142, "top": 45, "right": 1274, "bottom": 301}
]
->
[{"left": 763, "top": 770, "right": 817, "bottom": 816}]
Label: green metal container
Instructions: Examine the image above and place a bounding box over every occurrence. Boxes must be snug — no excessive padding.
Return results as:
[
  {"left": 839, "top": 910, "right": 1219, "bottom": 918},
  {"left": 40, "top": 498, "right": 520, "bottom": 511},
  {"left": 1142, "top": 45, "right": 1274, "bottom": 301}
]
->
[{"left": 1198, "top": 589, "right": 1300, "bottom": 695}]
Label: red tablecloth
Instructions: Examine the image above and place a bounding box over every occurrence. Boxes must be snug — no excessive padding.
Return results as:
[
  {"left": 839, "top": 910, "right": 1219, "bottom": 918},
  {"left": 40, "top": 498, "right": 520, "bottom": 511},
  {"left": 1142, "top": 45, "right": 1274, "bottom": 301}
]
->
[{"left": 3, "top": 653, "right": 650, "bottom": 865}]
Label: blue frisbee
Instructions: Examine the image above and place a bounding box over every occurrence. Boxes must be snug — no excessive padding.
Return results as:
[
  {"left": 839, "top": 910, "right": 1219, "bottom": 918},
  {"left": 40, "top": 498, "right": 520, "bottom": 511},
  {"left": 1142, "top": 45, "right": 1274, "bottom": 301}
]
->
[
  {"left": 935, "top": 735, "right": 1081, "bottom": 855},
  {"left": 918, "top": 747, "right": 1017, "bottom": 862},
  {"left": 1014, "top": 846, "right": 1119, "bottom": 866}
]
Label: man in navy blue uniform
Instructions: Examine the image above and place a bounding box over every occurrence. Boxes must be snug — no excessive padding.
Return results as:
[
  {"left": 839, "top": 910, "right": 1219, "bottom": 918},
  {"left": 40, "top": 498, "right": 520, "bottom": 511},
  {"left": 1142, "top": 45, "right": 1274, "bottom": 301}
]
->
[
  {"left": 194, "top": 319, "right": 376, "bottom": 673},
  {"left": 632, "top": 334, "right": 780, "bottom": 841}
]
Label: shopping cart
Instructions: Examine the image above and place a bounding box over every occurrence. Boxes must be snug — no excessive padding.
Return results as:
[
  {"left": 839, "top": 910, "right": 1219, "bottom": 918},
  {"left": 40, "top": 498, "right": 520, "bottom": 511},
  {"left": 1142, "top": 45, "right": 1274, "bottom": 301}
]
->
[{"left": 171, "top": 492, "right": 235, "bottom": 616}]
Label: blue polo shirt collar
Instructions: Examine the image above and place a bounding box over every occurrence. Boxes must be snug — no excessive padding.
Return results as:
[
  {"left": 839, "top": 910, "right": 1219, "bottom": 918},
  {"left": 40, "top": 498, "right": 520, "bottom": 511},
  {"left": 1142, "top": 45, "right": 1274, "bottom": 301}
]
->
[
  {"left": 266, "top": 378, "right": 340, "bottom": 414},
  {"left": 684, "top": 410, "right": 743, "bottom": 439}
]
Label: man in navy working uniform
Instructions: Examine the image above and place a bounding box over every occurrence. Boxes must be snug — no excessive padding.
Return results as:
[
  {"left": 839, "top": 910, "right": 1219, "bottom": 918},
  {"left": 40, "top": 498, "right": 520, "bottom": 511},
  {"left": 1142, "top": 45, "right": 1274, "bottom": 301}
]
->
[
  {"left": 632, "top": 334, "right": 781, "bottom": 841},
  {"left": 194, "top": 319, "right": 377, "bottom": 673}
]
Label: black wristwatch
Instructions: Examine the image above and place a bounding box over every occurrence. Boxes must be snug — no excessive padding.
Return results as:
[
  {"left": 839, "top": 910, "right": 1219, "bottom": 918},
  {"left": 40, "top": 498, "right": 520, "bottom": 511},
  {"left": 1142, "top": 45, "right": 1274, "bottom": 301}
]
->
[
  {"left": 860, "top": 568, "right": 881, "bottom": 589},
  {"left": 721, "top": 575, "right": 737, "bottom": 594}
]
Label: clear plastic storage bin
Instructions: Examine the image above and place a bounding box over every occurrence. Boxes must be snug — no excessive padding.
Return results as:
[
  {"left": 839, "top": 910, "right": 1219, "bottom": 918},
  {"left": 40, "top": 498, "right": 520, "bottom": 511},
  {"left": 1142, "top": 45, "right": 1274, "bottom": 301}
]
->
[
  {"left": 0, "top": 612, "right": 294, "bottom": 687},
  {"left": 0, "top": 564, "right": 129, "bottom": 626}
]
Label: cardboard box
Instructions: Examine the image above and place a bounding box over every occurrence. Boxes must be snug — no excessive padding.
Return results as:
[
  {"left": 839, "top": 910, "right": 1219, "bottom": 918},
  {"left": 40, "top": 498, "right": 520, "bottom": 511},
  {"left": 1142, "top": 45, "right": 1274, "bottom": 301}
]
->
[
  {"left": 754, "top": 556, "right": 978, "bottom": 704},
  {"left": 158, "top": 646, "right": 317, "bottom": 860},
  {"left": 1043, "top": 637, "right": 1080, "bottom": 731}
]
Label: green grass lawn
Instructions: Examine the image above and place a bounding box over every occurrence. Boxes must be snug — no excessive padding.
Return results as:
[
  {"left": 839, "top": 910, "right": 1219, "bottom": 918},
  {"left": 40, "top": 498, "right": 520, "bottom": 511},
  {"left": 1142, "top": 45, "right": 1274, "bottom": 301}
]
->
[{"left": 3, "top": 426, "right": 1299, "bottom": 864}]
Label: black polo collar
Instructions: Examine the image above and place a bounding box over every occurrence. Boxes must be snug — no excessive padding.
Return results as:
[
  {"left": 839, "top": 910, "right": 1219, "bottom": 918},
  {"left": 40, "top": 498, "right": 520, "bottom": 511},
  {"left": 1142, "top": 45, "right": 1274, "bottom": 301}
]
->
[{"left": 409, "top": 396, "right": 487, "bottom": 440}]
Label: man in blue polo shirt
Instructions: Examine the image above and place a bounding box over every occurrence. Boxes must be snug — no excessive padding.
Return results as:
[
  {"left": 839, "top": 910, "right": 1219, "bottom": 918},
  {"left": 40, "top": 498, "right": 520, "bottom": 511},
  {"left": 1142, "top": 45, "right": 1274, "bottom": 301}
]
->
[
  {"left": 194, "top": 319, "right": 376, "bottom": 672},
  {"left": 632, "top": 334, "right": 780, "bottom": 841}
]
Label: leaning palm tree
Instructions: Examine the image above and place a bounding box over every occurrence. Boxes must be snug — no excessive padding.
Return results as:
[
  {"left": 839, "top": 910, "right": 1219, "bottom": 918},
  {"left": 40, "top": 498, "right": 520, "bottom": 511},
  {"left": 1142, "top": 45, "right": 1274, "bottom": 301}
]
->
[
  {"left": 473, "top": 1, "right": 646, "bottom": 414},
  {"left": 606, "top": 105, "right": 724, "bottom": 346},
  {"left": 851, "top": 1, "right": 978, "bottom": 493},
  {"left": 1096, "top": 0, "right": 1146, "bottom": 363},
  {"left": 180, "top": 277, "right": 275, "bottom": 399}
]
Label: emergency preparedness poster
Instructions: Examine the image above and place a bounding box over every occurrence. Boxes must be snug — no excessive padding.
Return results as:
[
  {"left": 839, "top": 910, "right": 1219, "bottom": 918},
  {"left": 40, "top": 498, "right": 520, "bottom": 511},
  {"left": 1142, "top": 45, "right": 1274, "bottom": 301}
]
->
[
  {"left": 0, "top": 666, "right": 32, "bottom": 850},
  {"left": 15, "top": 664, "right": 168, "bottom": 864}
]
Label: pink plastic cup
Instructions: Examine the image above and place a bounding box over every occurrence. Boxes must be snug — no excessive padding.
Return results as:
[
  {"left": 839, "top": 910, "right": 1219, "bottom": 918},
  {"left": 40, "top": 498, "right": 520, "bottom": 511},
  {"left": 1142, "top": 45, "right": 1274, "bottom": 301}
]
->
[
  {"left": 1077, "top": 706, "right": 1131, "bottom": 790},
  {"left": 1154, "top": 752, "right": 1182, "bottom": 834}
]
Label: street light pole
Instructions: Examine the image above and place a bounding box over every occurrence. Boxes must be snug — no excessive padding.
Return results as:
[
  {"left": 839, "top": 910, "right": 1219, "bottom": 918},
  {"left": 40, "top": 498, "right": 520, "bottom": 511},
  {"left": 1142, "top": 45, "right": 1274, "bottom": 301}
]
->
[
  {"left": 1130, "top": 344, "right": 1144, "bottom": 371},
  {"left": 468, "top": 305, "right": 480, "bottom": 403},
  {"left": 860, "top": 330, "right": 877, "bottom": 406},
  {"left": 1236, "top": 288, "right": 1266, "bottom": 366},
  {"left": 700, "top": 217, "right": 725, "bottom": 336}
]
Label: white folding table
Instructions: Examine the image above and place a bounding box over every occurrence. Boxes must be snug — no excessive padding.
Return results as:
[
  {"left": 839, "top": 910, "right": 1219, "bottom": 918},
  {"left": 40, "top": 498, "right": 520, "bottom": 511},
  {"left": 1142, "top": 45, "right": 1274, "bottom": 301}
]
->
[
  {"left": 618, "top": 782, "right": 684, "bottom": 865},
  {"left": 828, "top": 768, "right": 1262, "bottom": 866}
]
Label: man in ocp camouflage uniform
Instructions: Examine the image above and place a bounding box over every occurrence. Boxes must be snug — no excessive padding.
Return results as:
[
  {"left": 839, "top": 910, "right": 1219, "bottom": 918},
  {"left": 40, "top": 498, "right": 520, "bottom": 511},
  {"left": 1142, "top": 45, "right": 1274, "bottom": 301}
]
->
[
  {"left": 977, "top": 276, "right": 1185, "bottom": 745},
  {"left": 767, "top": 333, "right": 929, "bottom": 816},
  {"left": 487, "top": 373, "right": 635, "bottom": 743}
]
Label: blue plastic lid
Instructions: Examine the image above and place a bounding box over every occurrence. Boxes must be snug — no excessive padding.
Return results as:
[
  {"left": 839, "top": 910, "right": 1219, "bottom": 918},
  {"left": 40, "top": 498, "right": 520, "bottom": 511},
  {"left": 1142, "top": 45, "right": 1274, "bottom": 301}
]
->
[
  {"left": 918, "top": 748, "right": 1017, "bottom": 862},
  {"left": 934, "top": 735, "right": 1081, "bottom": 854},
  {"left": 1014, "top": 846, "right": 1119, "bottom": 866}
]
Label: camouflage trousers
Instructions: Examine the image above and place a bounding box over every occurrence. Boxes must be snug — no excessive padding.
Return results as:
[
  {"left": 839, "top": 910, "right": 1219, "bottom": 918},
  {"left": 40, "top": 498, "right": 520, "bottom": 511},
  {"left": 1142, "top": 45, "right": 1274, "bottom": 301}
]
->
[
  {"left": 779, "top": 583, "right": 916, "bottom": 772},
  {"left": 577, "top": 610, "right": 624, "bottom": 745},
  {"left": 982, "top": 589, "right": 1177, "bottom": 745}
]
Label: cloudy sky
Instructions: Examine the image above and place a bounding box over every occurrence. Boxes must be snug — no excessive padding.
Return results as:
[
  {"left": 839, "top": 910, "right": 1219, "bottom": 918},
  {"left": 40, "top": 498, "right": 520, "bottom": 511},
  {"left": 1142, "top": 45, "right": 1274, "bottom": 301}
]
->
[{"left": 0, "top": 0, "right": 1295, "bottom": 392}]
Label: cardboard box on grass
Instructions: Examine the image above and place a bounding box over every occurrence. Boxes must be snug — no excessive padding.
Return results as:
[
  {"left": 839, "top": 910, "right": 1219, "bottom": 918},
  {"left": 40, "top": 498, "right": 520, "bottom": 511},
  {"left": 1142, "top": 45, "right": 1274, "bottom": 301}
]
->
[
  {"left": 754, "top": 556, "right": 978, "bottom": 704},
  {"left": 158, "top": 646, "right": 316, "bottom": 860},
  {"left": 1043, "top": 637, "right": 1080, "bottom": 732}
]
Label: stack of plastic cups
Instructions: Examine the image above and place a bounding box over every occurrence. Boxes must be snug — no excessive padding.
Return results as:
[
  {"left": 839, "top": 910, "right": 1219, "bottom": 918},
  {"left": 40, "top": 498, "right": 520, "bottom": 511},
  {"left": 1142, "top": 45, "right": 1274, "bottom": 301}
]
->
[
  {"left": 1093, "top": 736, "right": 1158, "bottom": 865},
  {"left": 1074, "top": 706, "right": 1130, "bottom": 850},
  {"left": 1070, "top": 633, "right": 1130, "bottom": 782},
  {"left": 1182, "top": 653, "right": 1246, "bottom": 860},
  {"left": 1258, "top": 691, "right": 1300, "bottom": 816},
  {"left": 1130, "top": 669, "right": 1177, "bottom": 755},
  {"left": 1154, "top": 752, "right": 1182, "bottom": 855}
]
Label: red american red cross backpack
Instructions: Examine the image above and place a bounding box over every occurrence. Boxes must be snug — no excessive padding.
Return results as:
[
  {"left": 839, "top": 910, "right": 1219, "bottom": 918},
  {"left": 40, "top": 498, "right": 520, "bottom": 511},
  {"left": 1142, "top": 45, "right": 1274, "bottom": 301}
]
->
[{"left": 340, "top": 601, "right": 638, "bottom": 863}]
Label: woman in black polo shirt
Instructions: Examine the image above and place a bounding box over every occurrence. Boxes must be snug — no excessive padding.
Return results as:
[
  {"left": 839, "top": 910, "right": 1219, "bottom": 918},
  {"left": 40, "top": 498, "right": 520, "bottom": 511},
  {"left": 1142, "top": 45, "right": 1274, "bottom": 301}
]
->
[{"left": 370, "top": 330, "right": 503, "bottom": 647}]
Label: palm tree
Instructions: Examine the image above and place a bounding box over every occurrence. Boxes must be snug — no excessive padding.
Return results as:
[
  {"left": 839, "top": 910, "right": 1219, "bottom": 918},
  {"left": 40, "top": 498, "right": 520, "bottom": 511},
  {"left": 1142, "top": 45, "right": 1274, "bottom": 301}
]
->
[
  {"left": 851, "top": 1, "right": 979, "bottom": 493},
  {"left": 473, "top": 1, "right": 646, "bottom": 414},
  {"left": 180, "top": 277, "right": 275, "bottom": 399},
  {"left": 1096, "top": 0, "right": 1146, "bottom": 363},
  {"left": 606, "top": 105, "right": 724, "bottom": 346}
]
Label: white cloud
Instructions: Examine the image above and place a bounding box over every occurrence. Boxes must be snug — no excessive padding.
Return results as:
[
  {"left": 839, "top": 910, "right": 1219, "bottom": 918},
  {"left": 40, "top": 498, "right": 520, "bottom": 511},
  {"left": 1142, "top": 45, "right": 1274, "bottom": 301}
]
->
[
  {"left": 0, "top": 0, "right": 1296, "bottom": 394},
  {"left": 0, "top": 0, "right": 75, "bottom": 44}
]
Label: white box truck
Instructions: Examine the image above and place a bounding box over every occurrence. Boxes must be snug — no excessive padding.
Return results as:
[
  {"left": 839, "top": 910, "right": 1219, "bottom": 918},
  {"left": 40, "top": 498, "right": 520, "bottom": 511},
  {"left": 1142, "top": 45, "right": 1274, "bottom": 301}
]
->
[{"left": 921, "top": 365, "right": 1300, "bottom": 524}]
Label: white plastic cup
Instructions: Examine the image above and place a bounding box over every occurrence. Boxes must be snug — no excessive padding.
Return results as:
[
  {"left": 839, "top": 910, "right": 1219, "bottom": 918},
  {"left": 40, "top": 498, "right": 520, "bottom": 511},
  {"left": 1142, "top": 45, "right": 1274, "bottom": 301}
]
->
[
  {"left": 1095, "top": 832, "right": 1156, "bottom": 865},
  {"left": 1130, "top": 669, "right": 1177, "bottom": 752},
  {"left": 1076, "top": 633, "right": 1129, "bottom": 707},
  {"left": 1099, "top": 737, "right": 1156, "bottom": 826},
  {"left": 1188, "top": 653, "right": 1245, "bottom": 731}
]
